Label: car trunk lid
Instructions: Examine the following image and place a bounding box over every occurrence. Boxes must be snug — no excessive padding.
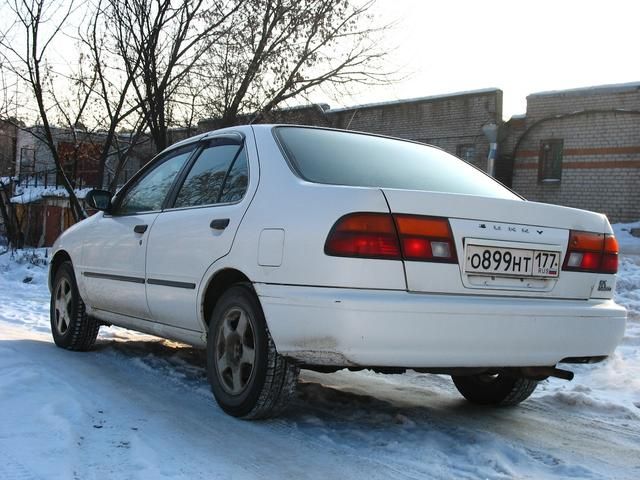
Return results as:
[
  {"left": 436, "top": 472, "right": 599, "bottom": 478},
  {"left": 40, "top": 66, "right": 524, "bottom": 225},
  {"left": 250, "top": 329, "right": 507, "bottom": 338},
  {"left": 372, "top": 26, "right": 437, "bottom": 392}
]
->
[{"left": 382, "top": 188, "right": 610, "bottom": 300}]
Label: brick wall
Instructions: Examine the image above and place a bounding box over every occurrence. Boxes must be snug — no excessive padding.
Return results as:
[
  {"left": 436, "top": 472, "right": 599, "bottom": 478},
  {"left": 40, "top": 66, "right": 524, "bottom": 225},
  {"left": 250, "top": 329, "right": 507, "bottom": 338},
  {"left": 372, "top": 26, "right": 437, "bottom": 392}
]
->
[{"left": 508, "top": 83, "right": 640, "bottom": 223}]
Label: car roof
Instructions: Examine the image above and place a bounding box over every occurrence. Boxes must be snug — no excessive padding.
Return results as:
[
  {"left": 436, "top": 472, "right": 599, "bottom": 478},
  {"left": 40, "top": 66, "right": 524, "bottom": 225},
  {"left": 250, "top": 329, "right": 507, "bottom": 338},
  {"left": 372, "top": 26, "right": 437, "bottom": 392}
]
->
[
  {"left": 165, "top": 125, "right": 256, "bottom": 152},
  {"left": 172, "top": 124, "right": 439, "bottom": 153}
]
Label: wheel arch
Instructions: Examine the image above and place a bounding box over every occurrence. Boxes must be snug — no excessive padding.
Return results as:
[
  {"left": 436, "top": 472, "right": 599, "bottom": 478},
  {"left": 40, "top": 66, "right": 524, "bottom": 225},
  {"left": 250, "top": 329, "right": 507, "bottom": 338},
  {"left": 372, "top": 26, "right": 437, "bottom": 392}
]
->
[
  {"left": 201, "top": 267, "right": 254, "bottom": 334},
  {"left": 49, "top": 249, "right": 72, "bottom": 292}
]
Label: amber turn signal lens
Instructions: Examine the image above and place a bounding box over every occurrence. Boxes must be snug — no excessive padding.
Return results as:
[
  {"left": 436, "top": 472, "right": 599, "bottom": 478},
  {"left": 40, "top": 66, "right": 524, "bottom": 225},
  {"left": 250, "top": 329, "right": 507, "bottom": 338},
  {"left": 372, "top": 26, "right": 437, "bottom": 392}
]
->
[
  {"left": 604, "top": 234, "right": 619, "bottom": 254},
  {"left": 394, "top": 215, "right": 451, "bottom": 238},
  {"left": 568, "top": 231, "right": 603, "bottom": 252}
]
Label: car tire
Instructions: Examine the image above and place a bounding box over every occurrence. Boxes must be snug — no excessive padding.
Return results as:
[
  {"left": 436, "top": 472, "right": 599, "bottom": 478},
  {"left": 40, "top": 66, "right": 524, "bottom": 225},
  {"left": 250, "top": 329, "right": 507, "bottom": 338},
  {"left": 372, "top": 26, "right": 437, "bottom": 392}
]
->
[
  {"left": 207, "top": 284, "right": 299, "bottom": 419},
  {"left": 50, "top": 261, "right": 100, "bottom": 351},
  {"left": 451, "top": 373, "right": 538, "bottom": 406}
]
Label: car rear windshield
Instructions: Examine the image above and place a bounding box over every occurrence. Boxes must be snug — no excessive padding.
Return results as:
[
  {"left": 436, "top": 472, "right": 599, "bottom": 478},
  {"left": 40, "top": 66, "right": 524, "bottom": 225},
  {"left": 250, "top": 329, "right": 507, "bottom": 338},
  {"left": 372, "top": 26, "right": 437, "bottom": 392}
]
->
[{"left": 274, "top": 126, "right": 520, "bottom": 200}]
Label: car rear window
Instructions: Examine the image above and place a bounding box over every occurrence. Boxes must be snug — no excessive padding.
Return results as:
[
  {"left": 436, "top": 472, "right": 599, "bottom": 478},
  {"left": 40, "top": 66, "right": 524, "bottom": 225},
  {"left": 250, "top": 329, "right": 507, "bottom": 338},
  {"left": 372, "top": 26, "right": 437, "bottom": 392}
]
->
[{"left": 274, "top": 126, "right": 520, "bottom": 200}]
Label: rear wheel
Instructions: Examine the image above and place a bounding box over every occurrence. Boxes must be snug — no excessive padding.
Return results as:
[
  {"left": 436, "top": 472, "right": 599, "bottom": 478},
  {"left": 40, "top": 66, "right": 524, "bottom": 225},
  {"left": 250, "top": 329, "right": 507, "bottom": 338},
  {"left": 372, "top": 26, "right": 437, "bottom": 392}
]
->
[
  {"left": 50, "top": 261, "right": 100, "bottom": 351},
  {"left": 207, "top": 285, "right": 299, "bottom": 419},
  {"left": 452, "top": 373, "right": 538, "bottom": 406}
]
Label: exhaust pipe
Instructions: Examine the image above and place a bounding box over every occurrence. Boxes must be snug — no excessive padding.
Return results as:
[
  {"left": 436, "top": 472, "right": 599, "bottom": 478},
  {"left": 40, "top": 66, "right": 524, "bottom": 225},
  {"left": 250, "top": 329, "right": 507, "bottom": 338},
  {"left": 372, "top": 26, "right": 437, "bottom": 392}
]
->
[{"left": 521, "top": 366, "right": 574, "bottom": 381}]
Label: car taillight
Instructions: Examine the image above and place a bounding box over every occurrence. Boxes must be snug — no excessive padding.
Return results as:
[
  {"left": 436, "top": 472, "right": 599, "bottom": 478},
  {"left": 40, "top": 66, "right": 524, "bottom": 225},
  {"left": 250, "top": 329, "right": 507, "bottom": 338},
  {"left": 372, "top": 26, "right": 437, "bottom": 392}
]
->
[
  {"left": 602, "top": 235, "right": 619, "bottom": 273},
  {"left": 562, "top": 230, "right": 619, "bottom": 274},
  {"left": 393, "top": 214, "right": 457, "bottom": 263},
  {"left": 324, "top": 213, "right": 401, "bottom": 259},
  {"left": 324, "top": 212, "right": 457, "bottom": 263}
]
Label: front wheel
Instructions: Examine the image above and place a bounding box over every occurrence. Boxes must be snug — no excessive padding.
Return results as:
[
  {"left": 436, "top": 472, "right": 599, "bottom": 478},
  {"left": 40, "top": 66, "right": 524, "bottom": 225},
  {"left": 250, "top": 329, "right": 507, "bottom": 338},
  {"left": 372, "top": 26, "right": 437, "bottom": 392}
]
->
[
  {"left": 207, "top": 285, "right": 299, "bottom": 419},
  {"left": 452, "top": 373, "right": 538, "bottom": 406},
  {"left": 50, "top": 261, "right": 100, "bottom": 351}
]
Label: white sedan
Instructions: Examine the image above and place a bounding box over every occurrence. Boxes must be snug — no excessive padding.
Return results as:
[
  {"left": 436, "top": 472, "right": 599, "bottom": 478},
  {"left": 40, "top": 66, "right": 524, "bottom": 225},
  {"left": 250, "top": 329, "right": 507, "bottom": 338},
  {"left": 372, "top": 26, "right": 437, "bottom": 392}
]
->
[{"left": 49, "top": 125, "right": 627, "bottom": 418}]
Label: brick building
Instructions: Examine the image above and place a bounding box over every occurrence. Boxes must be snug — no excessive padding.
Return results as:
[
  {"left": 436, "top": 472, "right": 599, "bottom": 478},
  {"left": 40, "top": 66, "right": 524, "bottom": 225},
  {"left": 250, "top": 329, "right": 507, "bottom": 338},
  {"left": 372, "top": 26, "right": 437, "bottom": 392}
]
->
[
  {"left": 1, "top": 126, "right": 157, "bottom": 247},
  {"left": 504, "top": 83, "right": 640, "bottom": 223},
  {"left": 13, "top": 126, "right": 152, "bottom": 189}
]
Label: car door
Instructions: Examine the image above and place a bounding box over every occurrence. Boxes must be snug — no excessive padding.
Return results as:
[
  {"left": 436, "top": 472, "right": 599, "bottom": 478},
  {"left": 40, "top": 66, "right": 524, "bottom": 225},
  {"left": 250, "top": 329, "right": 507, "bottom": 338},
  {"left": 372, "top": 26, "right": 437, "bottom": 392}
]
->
[
  {"left": 145, "top": 132, "right": 255, "bottom": 332},
  {"left": 81, "top": 144, "right": 196, "bottom": 319}
]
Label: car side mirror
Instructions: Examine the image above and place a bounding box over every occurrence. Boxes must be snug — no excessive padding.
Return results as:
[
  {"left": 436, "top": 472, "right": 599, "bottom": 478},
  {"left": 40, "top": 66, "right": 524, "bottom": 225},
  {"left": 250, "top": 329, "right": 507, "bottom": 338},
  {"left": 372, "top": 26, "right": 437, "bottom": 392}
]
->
[{"left": 85, "top": 189, "right": 113, "bottom": 212}]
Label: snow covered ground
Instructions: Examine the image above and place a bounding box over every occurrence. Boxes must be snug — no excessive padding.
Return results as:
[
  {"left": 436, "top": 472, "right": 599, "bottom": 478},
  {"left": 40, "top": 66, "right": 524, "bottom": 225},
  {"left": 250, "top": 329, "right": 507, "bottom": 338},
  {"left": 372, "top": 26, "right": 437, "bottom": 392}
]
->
[
  {"left": 0, "top": 245, "right": 639, "bottom": 479},
  {"left": 614, "top": 220, "right": 640, "bottom": 255}
]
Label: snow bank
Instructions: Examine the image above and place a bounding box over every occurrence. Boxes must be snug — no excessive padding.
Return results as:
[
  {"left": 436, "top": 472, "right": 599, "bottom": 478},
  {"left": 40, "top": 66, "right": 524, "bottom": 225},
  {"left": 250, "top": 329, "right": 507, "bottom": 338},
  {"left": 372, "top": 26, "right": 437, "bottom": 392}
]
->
[
  {"left": 0, "top": 248, "right": 49, "bottom": 284},
  {"left": 530, "top": 248, "right": 640, "bottom": 430},
  {"left": 0, "top": 249, "right": 51, "bottom": 335},
  {"left": 10, "top": 186, "right": 92, "bottom": 204},
  {"left": 613, "top": 220, "right": 640, "bottom": 254}
]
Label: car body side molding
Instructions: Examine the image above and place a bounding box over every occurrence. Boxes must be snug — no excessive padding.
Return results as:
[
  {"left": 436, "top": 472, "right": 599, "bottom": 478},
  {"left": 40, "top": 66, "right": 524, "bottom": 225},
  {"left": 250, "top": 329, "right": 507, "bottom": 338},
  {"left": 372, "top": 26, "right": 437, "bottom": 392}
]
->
[
  {"left": 83, "top": 272, "right": 196, "bottom": 290},
  {"left": 146, "top": 278, "right": 197, "bottom": 289},
  {"left": 83, "top": 271, "right": 145, "bottom": 284}
]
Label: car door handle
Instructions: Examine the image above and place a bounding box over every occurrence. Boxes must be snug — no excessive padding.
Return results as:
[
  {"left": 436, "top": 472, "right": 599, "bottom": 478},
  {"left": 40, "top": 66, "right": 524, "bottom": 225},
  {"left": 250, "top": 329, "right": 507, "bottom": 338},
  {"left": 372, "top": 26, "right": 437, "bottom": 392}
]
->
[
  {"left": 210, "top": 218, "right": 230, "bottom": 230},
  {"left": 134, "top": 224, "right": 148, "bottom": 234}
]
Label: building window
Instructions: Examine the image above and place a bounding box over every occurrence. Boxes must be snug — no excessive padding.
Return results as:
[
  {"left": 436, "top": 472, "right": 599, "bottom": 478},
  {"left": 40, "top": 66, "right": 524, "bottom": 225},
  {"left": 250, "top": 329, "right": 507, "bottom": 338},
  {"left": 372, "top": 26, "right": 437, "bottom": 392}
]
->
[
  {"left": 456, "top": 144, "right": 476, "bottom": 164},
  {"left": 538, "top": 139, "right": 563, "bottom": 183},
  {"left": 20, "top": 147, "right": 36, "bottom": 173}
]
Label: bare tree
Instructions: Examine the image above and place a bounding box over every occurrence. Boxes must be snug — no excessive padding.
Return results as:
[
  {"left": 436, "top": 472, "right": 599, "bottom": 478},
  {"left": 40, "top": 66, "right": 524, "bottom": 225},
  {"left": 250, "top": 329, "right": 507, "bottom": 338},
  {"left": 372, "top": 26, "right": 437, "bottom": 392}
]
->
[
  {"left": 77, "top": 0, "right": 149, "bottom": 189},
  {"left": 0, "top": 0, "right": 87, "bottom": 220},
  {"left": 105, "top": 0, "right": 244, "bottom": 151},
  {"left": 0, "top": 53, "right": 19, "bottom": 122},
  {"left": 1, "top": 0, "right": 392, "bottom": 226},
  {"left": 105, "top": 123, "right": 151, "bottom": 192},
  {"left": 200, "top": 0, "right": 390, "bottom": 127},
  {"left": 0, "top": 0, "right": 154, "bottom": 222}
]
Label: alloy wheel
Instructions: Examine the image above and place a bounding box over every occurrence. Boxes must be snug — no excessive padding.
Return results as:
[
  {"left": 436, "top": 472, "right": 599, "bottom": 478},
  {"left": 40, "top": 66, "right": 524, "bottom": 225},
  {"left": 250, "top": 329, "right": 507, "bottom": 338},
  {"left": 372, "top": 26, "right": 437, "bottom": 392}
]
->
[
  {"left": 215, "top": 306, "right": 256, "bottom": 395},
  {"left": 54, "top": 278, "right": 73, "bottom": 335}
]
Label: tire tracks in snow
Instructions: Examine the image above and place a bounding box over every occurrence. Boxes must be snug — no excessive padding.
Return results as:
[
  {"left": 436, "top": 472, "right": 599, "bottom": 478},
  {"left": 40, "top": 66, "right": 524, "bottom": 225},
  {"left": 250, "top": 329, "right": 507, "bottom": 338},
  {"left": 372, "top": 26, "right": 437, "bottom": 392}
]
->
[{"left": 0, "top": 328, "right": 421, "bottom": 480}]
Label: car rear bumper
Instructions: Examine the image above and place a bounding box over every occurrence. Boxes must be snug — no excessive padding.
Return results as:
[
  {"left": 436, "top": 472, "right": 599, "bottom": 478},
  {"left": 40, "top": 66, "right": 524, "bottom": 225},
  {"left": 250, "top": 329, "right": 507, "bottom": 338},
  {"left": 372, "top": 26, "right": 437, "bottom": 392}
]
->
[{"left": 254, "top": 284, "right": 627, "bottom": 368}]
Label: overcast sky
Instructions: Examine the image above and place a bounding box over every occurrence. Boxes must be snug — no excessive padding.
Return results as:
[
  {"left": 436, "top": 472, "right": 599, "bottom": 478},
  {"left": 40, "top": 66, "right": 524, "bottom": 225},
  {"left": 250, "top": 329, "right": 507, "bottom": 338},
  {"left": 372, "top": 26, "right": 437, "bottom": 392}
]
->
[
  {"left": 337, "top": 0, "right": 640, "bottom": 119},
  {"left": 2, "top": 0, "right": 638, "bottom": 123}
]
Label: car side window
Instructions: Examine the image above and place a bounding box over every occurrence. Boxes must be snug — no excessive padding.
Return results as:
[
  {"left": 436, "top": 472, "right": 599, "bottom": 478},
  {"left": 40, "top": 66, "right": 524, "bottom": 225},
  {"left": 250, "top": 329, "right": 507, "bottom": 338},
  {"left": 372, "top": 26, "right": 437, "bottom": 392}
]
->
[
  {"left": 219, "top": 148, "right": 249, "bottom": 203},
  {"left": 173, "top": 141, "right": 248, "bottom": 208},
  {"left": 116, "top": 146, "right": 193, "bottom": 215}
]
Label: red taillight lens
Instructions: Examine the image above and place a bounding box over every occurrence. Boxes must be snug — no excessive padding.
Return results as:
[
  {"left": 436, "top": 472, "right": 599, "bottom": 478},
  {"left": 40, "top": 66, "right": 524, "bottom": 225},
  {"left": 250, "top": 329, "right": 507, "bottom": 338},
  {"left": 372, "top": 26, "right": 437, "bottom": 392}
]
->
[
  {"left": 601, "top": 253, "right": 618, "bottom": 274},
  {"left": 324, "top": 213, "right": 401, "bottom": 259},
  {"left": 325, "top": 213, "right": 456, "bottom": 263},
  {"left": 562, "top": 230, "right": 618, "bottom": 274}
]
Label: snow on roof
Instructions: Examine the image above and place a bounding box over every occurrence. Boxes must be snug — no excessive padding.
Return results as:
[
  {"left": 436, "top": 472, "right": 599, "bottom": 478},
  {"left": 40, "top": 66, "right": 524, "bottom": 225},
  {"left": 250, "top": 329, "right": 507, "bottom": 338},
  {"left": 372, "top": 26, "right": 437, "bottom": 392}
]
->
[
  {"left": 327, "top": 88, "right": 502, "bottom": 113},
  {"left": 528, "top": 81, "right": 640, "bottom": 99},
  {"left": 10, "top": 186, "right": 92, "bottom": 204}
]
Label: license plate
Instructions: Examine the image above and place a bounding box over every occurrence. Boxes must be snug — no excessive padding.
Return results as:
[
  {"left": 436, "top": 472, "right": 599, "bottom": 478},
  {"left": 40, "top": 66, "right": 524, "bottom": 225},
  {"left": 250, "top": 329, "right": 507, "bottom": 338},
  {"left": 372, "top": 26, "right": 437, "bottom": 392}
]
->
[{"left": 464, "top": 244, "right": 560, "bottom": 278}]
